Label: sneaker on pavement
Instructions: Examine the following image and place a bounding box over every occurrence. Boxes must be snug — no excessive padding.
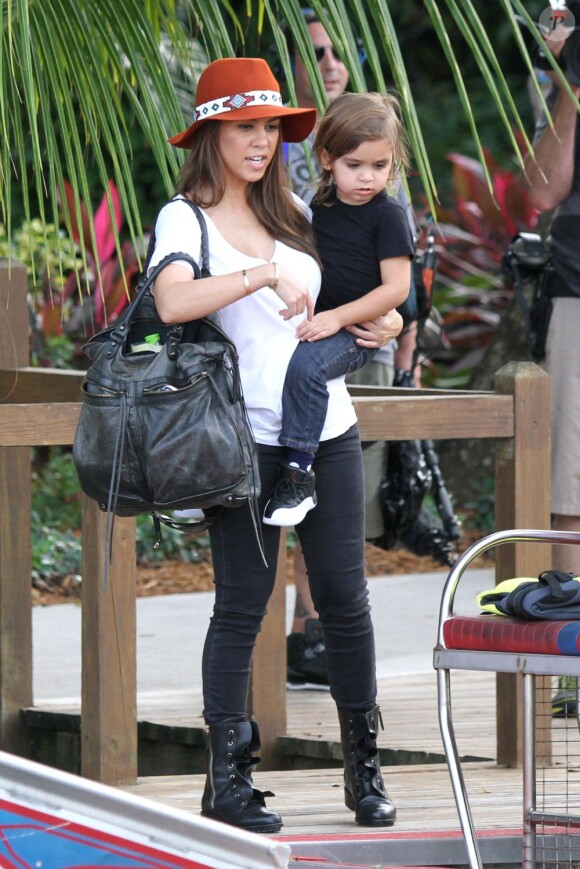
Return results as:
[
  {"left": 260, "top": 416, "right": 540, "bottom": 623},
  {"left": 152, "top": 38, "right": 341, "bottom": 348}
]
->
[
  {"left": 263, "top": 464, "right": 317, "bottom": 527},
  {"left": 287, "top": 617, "right": 330, "bottom": 691},
  {"left": 552, "top": 676, "right": 578, "bottom": 718}
]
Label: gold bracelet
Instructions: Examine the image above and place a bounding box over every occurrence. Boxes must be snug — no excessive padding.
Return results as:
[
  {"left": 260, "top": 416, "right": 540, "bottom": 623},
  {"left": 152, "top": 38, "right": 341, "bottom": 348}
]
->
[
  {"left": 242, "top": 269, "right": 251, "bottom": 295},
  {"left": 269, "top": 261, "right": 279, "bottom": 290}
]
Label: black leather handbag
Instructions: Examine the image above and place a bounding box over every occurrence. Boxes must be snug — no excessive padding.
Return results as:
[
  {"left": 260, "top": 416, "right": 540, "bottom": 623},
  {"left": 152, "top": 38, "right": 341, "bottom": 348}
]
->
[{"left": 72, "top": 201, "right": 263, "bottom": 554}]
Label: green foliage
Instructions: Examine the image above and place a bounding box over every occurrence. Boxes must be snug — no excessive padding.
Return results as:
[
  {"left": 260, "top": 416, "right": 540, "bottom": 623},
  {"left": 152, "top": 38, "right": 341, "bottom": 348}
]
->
[
  {"left": 0, "top": 220, "right": 82, "bottom": 298},
  {"left": 31, "top": 449, "right": 83, "bottom": 582},
  {"left": 31, "top": 448, "right": 210, "bottom": 582},
  {"left": 461, "top": 473, "right": 496, "bottom": 533},
  {"left": 32, "top": 527, "right": 83, "bottom": 586},
  {"left": 409, "top": 75, "right": 535, "bottom": 206},
  {"left": 1, "top": 0, "right": 561, "bottom": 266},
  {"left": 30, "top": 335, "right": 76, "bottom": 369},
  {"left": 136, "top": 521, "right": 211, "bottom": 565},
  {"left": 417, "top": 146, "right": 537, "bottom": 389},
  {"left": 32, "top": 449, "right": 82, "bottom": 530},
  {"left": 0, "top": 219, "right": 83, "bottom": 368}
]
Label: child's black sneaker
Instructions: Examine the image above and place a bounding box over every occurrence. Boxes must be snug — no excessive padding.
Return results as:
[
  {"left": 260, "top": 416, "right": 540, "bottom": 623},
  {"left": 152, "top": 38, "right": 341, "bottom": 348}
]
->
[{"left": 263, "top": 464, "right": 317, "bottom": 526}]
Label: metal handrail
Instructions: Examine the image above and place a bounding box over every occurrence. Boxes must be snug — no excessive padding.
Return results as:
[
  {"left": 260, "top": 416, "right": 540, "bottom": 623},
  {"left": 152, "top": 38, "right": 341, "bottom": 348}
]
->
[{"left": 436, "top": 528, "right": 580, "bottom": 647}]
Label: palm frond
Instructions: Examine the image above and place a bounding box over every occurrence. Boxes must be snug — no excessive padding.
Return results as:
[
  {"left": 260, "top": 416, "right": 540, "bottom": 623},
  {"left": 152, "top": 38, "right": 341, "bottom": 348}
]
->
[{"left": 0, "top": 0, "right": 557, "bottom": 285}]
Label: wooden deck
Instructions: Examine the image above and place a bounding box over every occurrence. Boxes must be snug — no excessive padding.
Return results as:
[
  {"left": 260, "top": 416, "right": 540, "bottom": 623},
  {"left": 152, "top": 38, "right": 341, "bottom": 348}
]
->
[
  {"left": 125, "top": 669, "right": 498, "bottom": 764},
  {"left": 27, "top": 670, "right": 580, "bottom": 866},
  {"left": 117, "top": 674, "right": 580, "bottom": 867},
  {"left": 120, "top": 761, "right": 524, "bottom": 836},
  {"left": 119, "top": 673, "right": 517, "bottom": 865},
  {"left": 38, "top": 670, "right": 501, "bottom": 834}
]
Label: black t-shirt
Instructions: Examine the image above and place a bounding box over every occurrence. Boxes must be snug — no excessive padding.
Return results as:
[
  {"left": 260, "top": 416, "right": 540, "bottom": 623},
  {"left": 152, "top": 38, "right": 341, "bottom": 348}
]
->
[{"left": 311, "top": 188, "right": 414, "bottom": 312}]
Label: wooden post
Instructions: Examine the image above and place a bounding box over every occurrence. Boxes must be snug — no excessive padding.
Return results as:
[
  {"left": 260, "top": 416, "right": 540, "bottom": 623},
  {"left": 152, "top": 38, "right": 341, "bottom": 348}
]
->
[
  {"left": 0, "top": 260, "right": 33, "bottom": 756},
  {"left": 81, "top": 496, "right": 138, "bottom": 785},
  {"left": 0, "top": 259, "right": 29, "bottom": 375},
  {"left": 494, "top": 361, "right": 551, "bottom": 767},
  {"left": 249, "top": 531, "right": 287, "bottom": 770}
]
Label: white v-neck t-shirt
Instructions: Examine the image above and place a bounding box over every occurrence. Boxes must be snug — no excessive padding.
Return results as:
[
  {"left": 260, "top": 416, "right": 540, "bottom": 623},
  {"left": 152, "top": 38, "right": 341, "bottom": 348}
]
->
[{"left": 149, "top": 196, "right": 357, "bottom": 446}]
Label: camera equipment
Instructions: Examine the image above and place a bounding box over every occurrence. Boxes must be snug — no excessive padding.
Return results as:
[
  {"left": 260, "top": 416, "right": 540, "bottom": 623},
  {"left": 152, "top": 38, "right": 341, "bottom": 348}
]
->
[
  {"left": 502, "top": 232, "right": 551, "bottom": 283},
  {"left": 377, "top": 368, "right": 461, "bottom": 568},
  {"left": 502, "top": 232, "right": 553, "bottom": 362},
  {"left": 534, "top": 29, "right": 580, "bottom": 84}
]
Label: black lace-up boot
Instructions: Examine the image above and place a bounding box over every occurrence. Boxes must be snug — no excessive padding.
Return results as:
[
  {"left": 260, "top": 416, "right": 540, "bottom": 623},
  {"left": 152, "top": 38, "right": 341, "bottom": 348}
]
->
[
  {"left": 201, "top": 719, "right": 282, "bottom": 833},
  {"left": 338, "top": 704, "right": 396, "bottom": 826}
]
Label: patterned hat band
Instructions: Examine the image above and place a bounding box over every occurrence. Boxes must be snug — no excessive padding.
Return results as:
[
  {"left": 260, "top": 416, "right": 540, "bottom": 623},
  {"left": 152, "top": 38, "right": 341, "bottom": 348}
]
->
[
  {"left": 168, "top": 59, "right": 316, "bottom": 148},
  {"left": 194, "top": 89, "right": 284, "bottom": 122}
]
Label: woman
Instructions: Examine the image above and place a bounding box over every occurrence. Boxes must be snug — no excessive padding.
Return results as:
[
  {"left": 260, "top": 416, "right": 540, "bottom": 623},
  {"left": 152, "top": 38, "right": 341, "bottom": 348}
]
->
[{"left": 152, "top": 57, "right": 403, "bottom": 834}]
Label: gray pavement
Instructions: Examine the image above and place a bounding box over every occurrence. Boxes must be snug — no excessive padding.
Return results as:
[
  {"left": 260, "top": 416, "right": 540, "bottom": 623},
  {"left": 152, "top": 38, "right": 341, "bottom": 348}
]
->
[{"left": 33, "top": 568, "right": 493, "bottom": 703}]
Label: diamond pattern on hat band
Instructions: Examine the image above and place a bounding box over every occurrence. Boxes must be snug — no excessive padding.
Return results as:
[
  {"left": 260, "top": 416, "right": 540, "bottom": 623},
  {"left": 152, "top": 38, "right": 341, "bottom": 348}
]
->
[{"left": 194, "top": 89, "right": 283, "bottom": 122}]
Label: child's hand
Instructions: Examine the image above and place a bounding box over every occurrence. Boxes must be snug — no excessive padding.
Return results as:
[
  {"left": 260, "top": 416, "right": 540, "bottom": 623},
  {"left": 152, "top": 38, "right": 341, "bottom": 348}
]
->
[
  {"left": 296, "top": 310, "right": 343, "bottom": 341},
  {"left": 272, "top": 266, "right": 314, "bottom": 321}
]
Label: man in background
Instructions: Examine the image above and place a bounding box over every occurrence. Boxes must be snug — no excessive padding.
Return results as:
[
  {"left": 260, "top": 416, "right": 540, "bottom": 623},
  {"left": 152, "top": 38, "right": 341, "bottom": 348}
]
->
[
  {"left": 285, "top": 11, "right": 350, "bottom": 203},
  {"left": 525, "top": 11, "right": 580, "bottom": 576},
  {"left": 524, "top": 6, "right": 580, "bottom": 718}
]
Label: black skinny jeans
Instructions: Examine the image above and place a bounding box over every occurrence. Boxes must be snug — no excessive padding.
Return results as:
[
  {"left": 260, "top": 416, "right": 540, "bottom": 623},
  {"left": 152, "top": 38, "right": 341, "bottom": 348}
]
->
[{"left": 203, "top": 424, "right": 378, "bottom": 723}]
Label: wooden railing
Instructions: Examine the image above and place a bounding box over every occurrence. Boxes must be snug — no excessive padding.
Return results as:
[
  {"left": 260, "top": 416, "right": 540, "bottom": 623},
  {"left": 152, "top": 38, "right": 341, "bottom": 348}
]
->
[{"left": 0, "top": 261, "right": 551, "bottom": 783}]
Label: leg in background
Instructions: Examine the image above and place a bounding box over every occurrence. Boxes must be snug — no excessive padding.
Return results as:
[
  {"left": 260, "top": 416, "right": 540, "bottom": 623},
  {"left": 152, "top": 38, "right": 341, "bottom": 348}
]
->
[{"left": 286, "top": 547, "right": 329, "bottom": 690}]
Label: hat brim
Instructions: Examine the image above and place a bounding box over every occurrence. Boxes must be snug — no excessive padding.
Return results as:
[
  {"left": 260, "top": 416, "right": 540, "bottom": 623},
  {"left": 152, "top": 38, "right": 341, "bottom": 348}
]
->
[{"left": 168, "top": 105, "right": 317, "bottom": 149}]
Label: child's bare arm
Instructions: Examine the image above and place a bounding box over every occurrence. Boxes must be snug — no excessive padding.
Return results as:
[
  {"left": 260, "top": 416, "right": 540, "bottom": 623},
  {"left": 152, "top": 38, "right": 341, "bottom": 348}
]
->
[{"left": 295, "top": 256, "right": 410, "bottom": 342}]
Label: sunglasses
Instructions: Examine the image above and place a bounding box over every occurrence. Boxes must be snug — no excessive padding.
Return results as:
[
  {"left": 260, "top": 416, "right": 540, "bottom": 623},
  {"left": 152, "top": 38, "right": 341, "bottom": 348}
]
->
[{"left": 312, "top": 44, "right": 342, "bottom": 62}]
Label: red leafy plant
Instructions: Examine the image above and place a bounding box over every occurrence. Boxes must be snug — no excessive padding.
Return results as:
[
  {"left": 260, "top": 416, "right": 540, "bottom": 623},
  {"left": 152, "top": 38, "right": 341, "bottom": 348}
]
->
[
  {"left": 40, "top": 180, "right": 144, "bottom": 360},
  {"left": 419, "top": 147, "right": 538, "bottom": 388}
]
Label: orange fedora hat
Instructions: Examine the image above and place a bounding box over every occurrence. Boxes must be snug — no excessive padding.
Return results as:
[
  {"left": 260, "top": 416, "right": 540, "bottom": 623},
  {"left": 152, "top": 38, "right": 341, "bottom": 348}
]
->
[{"left": 168, "top": 57, "right": 316, "bottom": 149}]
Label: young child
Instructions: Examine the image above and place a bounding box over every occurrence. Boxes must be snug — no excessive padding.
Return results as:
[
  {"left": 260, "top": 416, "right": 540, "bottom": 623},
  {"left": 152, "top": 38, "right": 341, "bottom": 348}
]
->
[{"left": 263, "top": 91, "right": 414, "bottom": 526}]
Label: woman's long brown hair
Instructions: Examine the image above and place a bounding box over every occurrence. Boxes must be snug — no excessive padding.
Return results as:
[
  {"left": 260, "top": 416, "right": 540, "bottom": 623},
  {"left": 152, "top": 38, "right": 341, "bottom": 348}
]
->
[{"left": 174, "top": 121, "right": 320, "bottom": 265}]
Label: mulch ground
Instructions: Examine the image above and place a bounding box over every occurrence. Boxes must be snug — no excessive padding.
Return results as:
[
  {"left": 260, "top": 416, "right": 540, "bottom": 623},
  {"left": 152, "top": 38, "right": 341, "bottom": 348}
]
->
[{"left": 31, "top": 529, "right": 491, "bottom": 606}]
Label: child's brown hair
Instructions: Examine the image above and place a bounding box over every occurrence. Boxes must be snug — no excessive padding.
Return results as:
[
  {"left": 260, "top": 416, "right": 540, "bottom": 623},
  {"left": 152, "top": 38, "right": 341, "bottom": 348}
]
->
[{"left": 313, "top": 92, "right": 410, "bottom": 202}]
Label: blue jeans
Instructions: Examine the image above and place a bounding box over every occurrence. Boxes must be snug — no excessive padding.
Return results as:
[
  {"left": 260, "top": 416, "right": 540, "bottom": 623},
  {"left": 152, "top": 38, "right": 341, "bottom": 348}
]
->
[
  {"left": 203, "top": 425, "right": 377, "bottom": 722},
  {"left": 280, "top": 330, "right": 375, "bottom": 453}
]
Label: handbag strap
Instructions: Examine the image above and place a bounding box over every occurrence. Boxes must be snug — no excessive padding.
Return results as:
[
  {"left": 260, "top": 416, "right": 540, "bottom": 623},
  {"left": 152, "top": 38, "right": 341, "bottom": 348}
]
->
[
  {"left": 113, "top": 197, "right": 210, "bottom": 336},
  {"left": 140, "top": 197, "right": 210, "bottom": 278},
  {"left": 183, "top": 200, "right": 211, "bottom": 278},
  {"left": 105, "top": 251, "right": 201, "bottom": 359}
]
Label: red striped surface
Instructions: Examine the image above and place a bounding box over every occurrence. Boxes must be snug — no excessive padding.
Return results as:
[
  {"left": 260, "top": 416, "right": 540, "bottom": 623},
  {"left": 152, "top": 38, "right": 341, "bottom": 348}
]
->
[{"left": 442, "top": 615, "right": 580, "bottom": 654}]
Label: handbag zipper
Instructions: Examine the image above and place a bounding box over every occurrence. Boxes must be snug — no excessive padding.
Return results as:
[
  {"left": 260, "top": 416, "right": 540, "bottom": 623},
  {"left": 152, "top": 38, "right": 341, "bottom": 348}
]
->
[{"left": 143, "top": 371, "right": 208, "bottom": 394}]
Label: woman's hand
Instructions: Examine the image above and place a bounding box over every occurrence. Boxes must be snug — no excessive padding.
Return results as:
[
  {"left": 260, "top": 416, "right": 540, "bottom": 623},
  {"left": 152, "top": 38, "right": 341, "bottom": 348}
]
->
[
  {"left": 345, "top": 309, "right": 403, "bottom": 348},
  {"left": 273, "top": 265, "right": 315, "bottom": 321}
]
